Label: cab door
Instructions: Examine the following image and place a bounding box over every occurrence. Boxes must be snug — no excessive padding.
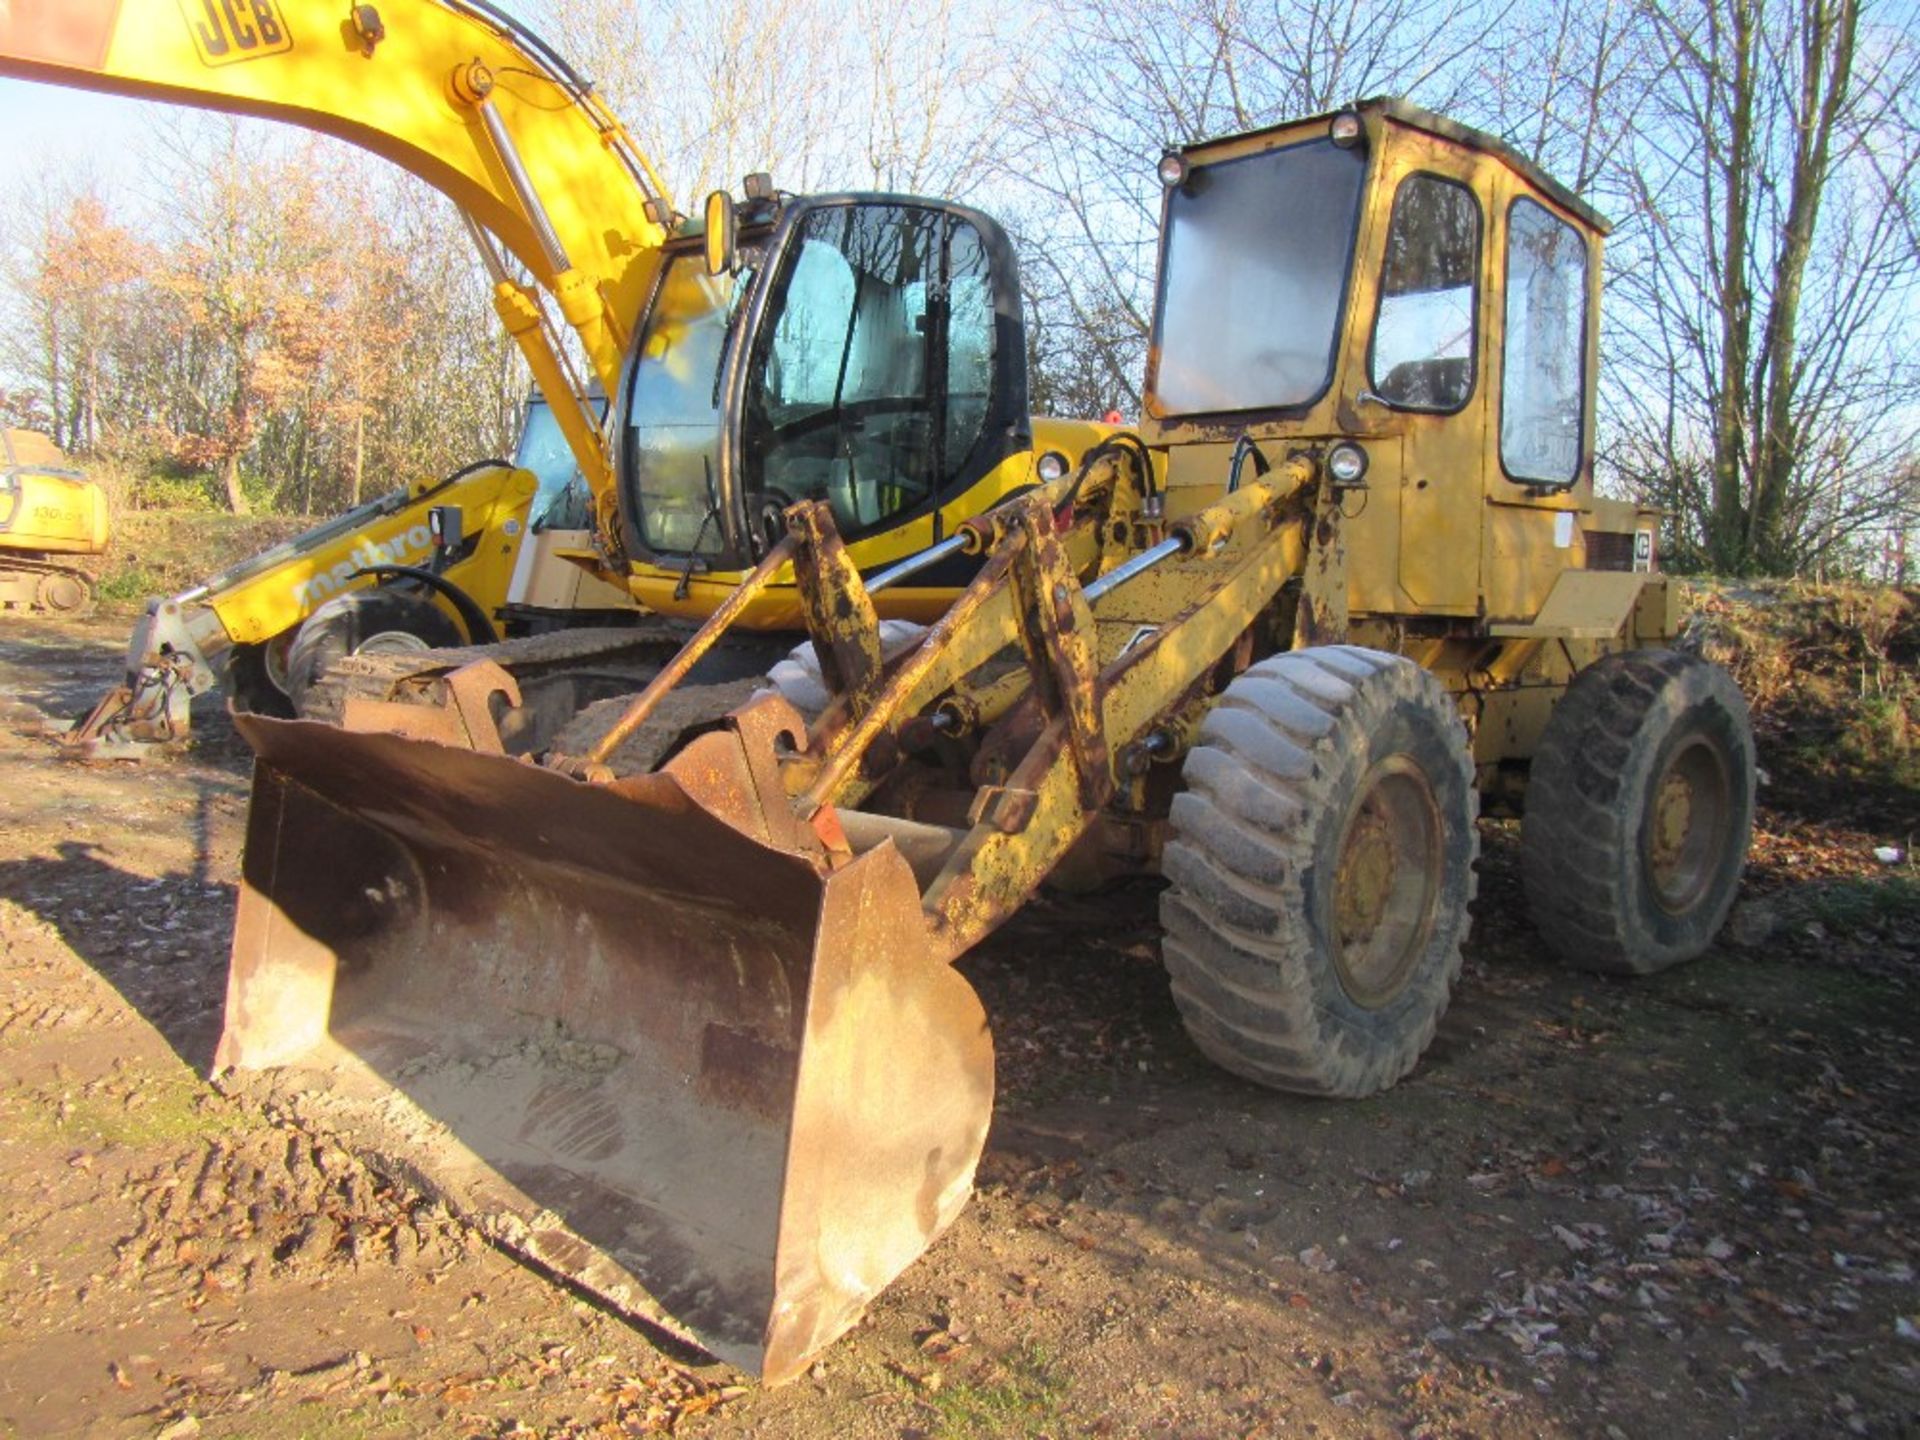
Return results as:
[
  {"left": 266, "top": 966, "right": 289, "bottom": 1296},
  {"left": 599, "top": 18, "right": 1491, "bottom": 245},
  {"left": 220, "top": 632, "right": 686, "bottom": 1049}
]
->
[{"left": 1367, "top": 166, "right": 1489, "bottom": 615}]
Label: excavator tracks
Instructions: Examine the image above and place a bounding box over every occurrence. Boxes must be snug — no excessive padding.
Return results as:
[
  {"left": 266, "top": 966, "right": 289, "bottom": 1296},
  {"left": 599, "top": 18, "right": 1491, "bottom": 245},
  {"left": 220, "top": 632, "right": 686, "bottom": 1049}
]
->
[{"left": 0, "top": 558, "right": 96, "bottom": 615}]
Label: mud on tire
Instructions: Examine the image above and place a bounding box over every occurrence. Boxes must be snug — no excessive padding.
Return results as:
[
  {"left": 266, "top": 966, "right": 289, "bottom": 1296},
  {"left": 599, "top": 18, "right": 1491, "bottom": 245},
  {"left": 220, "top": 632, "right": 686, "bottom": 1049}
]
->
[
  {"left": 1160, "top": 646, "right": 1478, "bottom": 1099},
  {"left": 1521, "top": 649, "right": 1754, "bottom": 975}
]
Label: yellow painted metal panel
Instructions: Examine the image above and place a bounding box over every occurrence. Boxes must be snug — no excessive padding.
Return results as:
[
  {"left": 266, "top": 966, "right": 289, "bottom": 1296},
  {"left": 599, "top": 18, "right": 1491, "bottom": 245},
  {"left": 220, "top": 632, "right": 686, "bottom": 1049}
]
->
[
  {"left": 205, "top": 465, "right": 536, "bottom": 645},
  {"left": 1486, "top": 568, "right": 1644, "bottom": 639}
]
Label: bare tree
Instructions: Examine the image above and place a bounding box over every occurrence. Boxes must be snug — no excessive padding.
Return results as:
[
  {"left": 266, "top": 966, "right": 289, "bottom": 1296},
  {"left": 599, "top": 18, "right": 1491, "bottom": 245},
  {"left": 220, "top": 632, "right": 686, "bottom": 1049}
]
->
[
  {"left": 1604, "top": 0, "right": 1919, "bottom": 573},
  {"left": 542, "top": 0, "right": 1025, "bottom": 207}
]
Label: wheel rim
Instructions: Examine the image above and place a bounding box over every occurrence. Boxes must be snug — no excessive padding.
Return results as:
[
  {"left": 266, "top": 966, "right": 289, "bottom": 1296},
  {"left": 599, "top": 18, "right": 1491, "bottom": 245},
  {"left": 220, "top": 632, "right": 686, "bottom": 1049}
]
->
[
  {"left": 1330, "top": 756, "right": 1444, "bottom": 1008},
  {"left": 353, "top": 630, "right": 435, "bottom": 658},
  {"left": 1644, "top": 735, "right": 1732, "bottom": 914}
]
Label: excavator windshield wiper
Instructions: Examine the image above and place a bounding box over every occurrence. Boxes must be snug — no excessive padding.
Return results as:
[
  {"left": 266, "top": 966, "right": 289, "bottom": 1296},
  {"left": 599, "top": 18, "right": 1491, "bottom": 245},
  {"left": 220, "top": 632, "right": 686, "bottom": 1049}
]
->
[{"left": 674, "top": 458, "right": 723, "bottom": 600}]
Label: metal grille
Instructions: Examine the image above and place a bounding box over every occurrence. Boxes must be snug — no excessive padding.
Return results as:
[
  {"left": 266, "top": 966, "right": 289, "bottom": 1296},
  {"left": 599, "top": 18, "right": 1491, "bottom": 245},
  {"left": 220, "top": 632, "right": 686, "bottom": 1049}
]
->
[{"left": 1585, "top": 530, "right": 1636, "bottom": 572}]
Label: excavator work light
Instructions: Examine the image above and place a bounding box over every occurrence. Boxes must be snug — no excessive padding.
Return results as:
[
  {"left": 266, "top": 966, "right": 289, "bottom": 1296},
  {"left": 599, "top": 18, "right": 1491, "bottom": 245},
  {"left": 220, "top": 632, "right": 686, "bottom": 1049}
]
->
[
  {"left": 1330, "top": 112, "right": 1365, "bottom": 148},
  {"left": 1157, "top": 152, "right": 1189, "bottom": 187}
]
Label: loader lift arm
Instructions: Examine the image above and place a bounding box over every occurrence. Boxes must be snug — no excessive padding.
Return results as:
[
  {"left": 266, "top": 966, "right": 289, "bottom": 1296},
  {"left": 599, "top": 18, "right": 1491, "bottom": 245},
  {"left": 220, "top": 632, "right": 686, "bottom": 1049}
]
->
[{"left": 554, "top": 444, "right": 1319, "bottom": 958}]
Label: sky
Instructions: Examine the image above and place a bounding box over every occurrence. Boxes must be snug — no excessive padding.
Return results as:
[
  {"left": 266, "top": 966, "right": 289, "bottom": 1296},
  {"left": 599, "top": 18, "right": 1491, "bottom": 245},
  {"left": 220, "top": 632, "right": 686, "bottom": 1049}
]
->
[{"left": 0, "top": 81, "right": 153, "bottom": 190}]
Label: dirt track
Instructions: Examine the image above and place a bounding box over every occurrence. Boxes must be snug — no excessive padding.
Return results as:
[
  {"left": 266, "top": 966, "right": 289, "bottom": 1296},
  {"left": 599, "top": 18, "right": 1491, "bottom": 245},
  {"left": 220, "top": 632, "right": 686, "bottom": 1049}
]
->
[{"left": 2, "top": 609, "right": 1916, "bottom": 1439}]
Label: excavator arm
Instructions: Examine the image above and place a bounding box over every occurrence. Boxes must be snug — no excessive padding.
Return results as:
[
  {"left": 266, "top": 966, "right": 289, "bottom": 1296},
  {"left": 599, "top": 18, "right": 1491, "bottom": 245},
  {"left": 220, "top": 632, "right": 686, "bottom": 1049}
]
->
[{"left": 0, "top": 0, "right": 671, "bottom": 489}]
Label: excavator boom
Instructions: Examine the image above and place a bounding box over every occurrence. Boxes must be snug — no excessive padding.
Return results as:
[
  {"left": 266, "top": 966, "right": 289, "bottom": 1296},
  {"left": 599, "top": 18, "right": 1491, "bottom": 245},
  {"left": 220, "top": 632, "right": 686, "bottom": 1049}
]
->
[{"left": 0, "top": 0, "right": 668, "bottom": 484}]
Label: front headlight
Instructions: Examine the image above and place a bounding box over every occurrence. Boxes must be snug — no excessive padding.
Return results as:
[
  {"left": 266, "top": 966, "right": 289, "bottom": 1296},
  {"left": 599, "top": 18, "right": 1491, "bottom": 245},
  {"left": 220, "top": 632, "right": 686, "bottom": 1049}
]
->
[{"left": 1327, "top": 441, "right": 1370, "bottom": 487}]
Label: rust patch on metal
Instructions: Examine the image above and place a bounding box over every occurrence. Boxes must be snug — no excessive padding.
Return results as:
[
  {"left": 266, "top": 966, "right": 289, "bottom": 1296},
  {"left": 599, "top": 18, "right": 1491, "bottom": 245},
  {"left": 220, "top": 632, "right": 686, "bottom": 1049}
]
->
[
  {"left": 789, "top": 501, "right": 885, "bottom": 714},
  {"left": 338, "top": 660, "right": 520, "bottom": 753},
  {"left": 1294, "top": 474, "right": 1350, "bottom": 648}
]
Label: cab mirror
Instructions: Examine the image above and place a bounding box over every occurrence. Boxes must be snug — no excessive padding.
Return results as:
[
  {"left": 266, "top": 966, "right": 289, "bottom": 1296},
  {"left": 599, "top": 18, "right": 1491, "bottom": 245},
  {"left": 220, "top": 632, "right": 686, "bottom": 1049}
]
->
[{"left": 703, "top": 190, "right": 737, "bottom": 276}]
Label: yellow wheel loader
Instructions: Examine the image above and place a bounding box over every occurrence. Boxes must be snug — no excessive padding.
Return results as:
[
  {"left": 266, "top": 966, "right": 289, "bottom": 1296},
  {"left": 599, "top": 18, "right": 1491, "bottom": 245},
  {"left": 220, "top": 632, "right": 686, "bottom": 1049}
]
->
[
  {"left": 0, "top": 429, "right": 108, "bottom": 614},
  {"left": 208, "top": 100, "right": 1756, "bottom": 1382}
]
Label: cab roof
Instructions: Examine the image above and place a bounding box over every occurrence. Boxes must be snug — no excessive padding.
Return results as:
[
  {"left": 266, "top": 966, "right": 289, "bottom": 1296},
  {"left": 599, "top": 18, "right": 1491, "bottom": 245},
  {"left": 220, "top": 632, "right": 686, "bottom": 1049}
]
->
[{"left": 1174, "top": 96, "right": 1613, "bottom": 237}]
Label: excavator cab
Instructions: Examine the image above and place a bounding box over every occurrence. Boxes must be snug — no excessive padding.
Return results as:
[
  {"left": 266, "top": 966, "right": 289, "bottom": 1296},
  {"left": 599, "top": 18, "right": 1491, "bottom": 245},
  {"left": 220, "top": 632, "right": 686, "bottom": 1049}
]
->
[{"left": 617, "top": 195, "right": 1039, "bottom": 624}]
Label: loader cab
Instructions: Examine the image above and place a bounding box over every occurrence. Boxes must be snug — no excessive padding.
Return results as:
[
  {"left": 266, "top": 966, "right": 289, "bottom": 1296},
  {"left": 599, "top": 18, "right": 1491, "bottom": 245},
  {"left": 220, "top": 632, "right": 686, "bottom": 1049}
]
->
[
  {"left": 1140, "top": 99, "right": 1609, "bottom": 623},
  {"left": 614, "top": 194, "right": 1030, "bottom": 588}
]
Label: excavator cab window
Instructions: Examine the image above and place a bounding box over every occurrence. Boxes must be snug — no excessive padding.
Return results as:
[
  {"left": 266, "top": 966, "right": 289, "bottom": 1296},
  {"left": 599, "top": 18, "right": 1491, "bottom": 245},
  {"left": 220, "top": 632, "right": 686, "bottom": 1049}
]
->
[
  {"left": 1500, "top": 198, "right": 1590, "bottom": 486},
  {"left": 622, "top": 256, "right": 744, "bottom": 556},
  {"left": 1369, "top": 173, "right": 1481, "bottom": 411},
  {"left": 520, "top": 392, "right": 608, "bottom": 533},
  {"left": 740, "top": 202, "right": 995, "bottom": 541},
  {"left": 619, "top": 197, "right": 1024, "bottom": 567}
]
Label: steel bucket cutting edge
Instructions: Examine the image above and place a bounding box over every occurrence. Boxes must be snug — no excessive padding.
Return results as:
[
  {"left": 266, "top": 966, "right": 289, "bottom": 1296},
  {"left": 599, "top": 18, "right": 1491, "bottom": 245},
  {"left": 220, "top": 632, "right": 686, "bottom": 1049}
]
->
[{"left": 218, "top": 708, "right": 994, "bottom": 1382}]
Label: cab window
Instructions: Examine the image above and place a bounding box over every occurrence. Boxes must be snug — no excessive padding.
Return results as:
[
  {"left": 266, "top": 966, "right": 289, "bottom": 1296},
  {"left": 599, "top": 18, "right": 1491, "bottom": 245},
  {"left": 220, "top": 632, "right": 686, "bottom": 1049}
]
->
[
  {"left": 742, "top": 203, "right": 995, "bottom": 538},
  {"left": 1370, "top": 174, "right": 1480, "bottom": 411},
  {"left": 1149, "top": 139, "right": 1369, "bottom": 416},
  {"left": 1501, "top": 198, "right": 1589, "bottom": 485}
]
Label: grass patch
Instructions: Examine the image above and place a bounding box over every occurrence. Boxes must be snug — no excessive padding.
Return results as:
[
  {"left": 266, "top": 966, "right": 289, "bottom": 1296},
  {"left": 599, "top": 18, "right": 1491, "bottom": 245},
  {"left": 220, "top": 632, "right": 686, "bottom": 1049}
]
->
[
  {"left": 1805, "top": 874, "right": 1920, "bottom": 935},
  {"left": 2, "top": 1064, "right": 252, "bottom": 1149},
  {"left": 100, "top": 509, "right": 312, "bottom": 600},
  {"left": 202, "top": 1400, "right": 416, "bottom": 1440},
  {"left": 94, "top": 564, "right": 160, "bottom": 605},
  {"left": 909, "top": 1342, "right": 1069, "bottom": 1439}
]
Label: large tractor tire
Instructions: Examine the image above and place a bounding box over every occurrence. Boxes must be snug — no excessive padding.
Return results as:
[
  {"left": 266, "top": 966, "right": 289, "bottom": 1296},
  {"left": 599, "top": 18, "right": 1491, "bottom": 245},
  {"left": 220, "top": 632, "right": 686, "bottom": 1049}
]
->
[
  {"left": 285, "top": 589, "right": 463, "bottom": 717},
  {"left": 1160, "top": 646, "right": 1478, "bottom": 1098},
  {"left": 1521, "top": 649, "right": 1754, "bottom": 975}
]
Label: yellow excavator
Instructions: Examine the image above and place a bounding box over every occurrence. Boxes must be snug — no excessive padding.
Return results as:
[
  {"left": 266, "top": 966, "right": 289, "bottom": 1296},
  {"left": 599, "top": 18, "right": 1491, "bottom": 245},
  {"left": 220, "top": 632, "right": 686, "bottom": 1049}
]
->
[
  {"left": 64, "top": 390, "right": 640, "bottom": 753},
  {"left": 0, "top": 428, "right": 109, "bottom": 614},
  {"left": 12, "top": 0, "right": 1102, "bottom": 752}
]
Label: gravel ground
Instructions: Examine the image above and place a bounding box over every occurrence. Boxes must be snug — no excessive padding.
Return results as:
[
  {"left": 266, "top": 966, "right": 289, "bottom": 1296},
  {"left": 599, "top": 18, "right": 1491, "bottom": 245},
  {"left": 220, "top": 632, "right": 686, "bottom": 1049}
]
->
[{"left": 1, "top": 608, "right": 1915, "bottom": 1439}]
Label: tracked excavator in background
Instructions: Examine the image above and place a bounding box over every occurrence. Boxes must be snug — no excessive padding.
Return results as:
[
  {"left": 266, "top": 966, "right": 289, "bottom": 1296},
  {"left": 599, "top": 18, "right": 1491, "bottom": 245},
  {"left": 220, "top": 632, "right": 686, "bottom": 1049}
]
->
[
  {"left": 0, "top": 429, "right": 108, "bottom": 614},
  {"left": 9, "top": 3, "right": 1756, "bottom": 1390}
]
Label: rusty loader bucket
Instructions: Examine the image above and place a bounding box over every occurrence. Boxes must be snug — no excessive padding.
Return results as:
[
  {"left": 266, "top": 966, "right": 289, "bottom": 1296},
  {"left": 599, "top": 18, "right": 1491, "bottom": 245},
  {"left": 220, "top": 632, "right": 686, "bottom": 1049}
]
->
[{"left": 216, "top": 703, "right": 993, "bottom": 1383}]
